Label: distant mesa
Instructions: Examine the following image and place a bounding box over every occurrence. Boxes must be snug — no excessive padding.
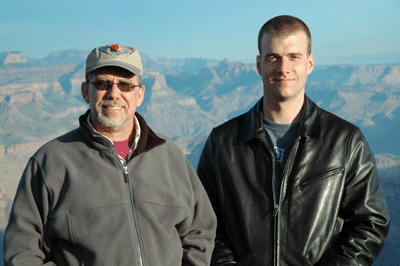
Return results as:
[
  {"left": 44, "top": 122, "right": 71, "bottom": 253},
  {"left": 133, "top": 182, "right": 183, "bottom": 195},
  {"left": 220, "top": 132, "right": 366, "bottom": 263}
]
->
[{"left": 0, "top": 52, "right": 28, "bottom": 66}]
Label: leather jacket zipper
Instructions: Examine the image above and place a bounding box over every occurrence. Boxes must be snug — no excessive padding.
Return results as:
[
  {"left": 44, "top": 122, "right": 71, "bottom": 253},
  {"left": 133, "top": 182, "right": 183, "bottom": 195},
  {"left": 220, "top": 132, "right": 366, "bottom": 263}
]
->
[
  {"left": 260, "top": 136, "right": 279, "bottom": 266},
  {"left": 261, "top": 131, "right": 301, "bottom": 266},
  {"left": 124, "top": 165, "right": 144, "bottom": 266},
  {"left": 272, "top": 204, "right": 280, "bottom": 217},
  {"left": 273, "top": 136, "right": 301, "bottom": 266}
]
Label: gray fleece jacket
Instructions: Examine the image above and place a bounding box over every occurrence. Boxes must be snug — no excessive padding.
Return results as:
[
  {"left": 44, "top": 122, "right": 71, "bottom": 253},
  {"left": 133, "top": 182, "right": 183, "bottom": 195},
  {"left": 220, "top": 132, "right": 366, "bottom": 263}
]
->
[{"left": 4, "top": 111, "right": 216, "bottom": 266}]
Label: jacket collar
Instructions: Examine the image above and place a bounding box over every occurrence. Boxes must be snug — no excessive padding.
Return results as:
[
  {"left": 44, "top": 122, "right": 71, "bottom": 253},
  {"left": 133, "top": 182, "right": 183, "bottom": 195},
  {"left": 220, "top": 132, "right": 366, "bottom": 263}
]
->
[
  {"left": 240, "top": 95, "right": 321, "bottom": 143},
  {"left": 240, "top": 98, "right": 265, "bottom": 143},
  {"left": 79, "top": 110, "right": 165, "bottom": 158},
  {"left": 132, "top": 112, "right": 166, "bottom": 157},
  {"left": 299, "top": 95, "right": 321, "bottom": 138}
]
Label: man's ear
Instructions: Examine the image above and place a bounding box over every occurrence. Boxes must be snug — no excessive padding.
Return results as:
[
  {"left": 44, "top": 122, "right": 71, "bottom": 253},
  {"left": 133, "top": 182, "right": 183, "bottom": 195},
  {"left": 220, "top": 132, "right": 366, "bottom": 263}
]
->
[
  {"left": 256, "top": 55, "right": 262, "bottom": 76},
  {"left": 307, "top": 54, "right": 314, "bottom": 75},
  {"left": 81, "top": 82, "right": 90, "bottom": 103},
  {"left": 136, "top": 85, "right": 145, "bottom": 107}
]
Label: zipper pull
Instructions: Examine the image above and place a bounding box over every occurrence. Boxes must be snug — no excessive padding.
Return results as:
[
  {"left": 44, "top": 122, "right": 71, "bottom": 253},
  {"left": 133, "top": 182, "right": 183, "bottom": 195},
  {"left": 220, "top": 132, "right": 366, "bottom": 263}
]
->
[
  {"left": 123, "top": 166, "right": 129, "bottom": 183},
  {"left": 272, "top": 204, "right": 279, "bottom": 217}
]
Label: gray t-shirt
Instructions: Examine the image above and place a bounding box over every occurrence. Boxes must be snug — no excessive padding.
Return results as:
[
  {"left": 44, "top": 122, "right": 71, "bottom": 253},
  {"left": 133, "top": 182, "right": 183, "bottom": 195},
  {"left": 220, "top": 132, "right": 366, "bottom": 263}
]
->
[{"left": 263, "top": 118, "right": 299, "bottom": 199}]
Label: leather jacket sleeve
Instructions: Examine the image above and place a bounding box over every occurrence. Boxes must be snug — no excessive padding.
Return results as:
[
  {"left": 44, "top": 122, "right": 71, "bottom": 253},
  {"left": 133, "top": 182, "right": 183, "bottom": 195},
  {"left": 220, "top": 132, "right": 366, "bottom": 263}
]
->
[
  {"left": 315, "top": 127, "right": 390, "bottom": 266},
  {"left": 198, "top": 132, "right": 238, "bottom": 266},
  {"left": 211, "top": 240, "right": 238, "bottom": 265}
]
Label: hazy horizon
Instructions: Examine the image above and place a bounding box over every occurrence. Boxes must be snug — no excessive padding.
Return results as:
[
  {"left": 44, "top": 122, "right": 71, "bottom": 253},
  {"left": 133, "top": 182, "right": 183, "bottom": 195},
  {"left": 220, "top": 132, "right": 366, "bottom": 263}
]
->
[
  {"left": 2, "top": 48, "right": 400, "bottom": 66},
  {"left": 1, "top": 0, "right": 399, "bottom": 65}
]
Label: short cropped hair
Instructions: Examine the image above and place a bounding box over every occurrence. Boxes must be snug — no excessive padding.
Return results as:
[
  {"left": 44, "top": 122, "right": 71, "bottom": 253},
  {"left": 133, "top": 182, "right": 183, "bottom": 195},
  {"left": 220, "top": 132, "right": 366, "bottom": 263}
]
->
[{"left": 258, "top": 15, "right": 312, "bottom": 55}]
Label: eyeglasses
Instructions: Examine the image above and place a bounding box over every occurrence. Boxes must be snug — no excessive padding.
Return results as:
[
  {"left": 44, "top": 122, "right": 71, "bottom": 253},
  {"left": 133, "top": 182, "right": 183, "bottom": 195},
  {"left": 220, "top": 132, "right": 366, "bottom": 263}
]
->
[{"left": 88, "top": 80, "right": 139, "bottom": 92}]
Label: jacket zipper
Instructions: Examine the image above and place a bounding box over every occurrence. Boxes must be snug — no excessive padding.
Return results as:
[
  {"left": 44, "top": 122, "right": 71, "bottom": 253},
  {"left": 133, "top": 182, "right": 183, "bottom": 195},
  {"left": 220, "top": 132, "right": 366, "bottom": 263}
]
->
[
  {"left": 272, "top": 136, "right": 301, "bottom": 266},
  {"left": 123, "top": 165, "right": 144, "bottom": 266},
  {"left": 260, "top": 137, "right": 279, "bottom": 266},
  {"left": 92, "top": 129, "right": 145, "bottom": 265}
]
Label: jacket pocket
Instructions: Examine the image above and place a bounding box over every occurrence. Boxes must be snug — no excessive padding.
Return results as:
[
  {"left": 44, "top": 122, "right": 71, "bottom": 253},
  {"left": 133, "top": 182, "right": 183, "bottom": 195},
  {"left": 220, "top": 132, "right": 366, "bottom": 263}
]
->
[{"left": 300, "top": 167, "right": 343, "bottom": 187}]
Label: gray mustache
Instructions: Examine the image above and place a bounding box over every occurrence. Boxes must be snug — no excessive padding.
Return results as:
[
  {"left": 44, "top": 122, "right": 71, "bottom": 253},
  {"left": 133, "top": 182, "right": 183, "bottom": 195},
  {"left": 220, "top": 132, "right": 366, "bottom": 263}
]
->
[{"left": 100, "top": 101, "right": 127, "bottom": 108}]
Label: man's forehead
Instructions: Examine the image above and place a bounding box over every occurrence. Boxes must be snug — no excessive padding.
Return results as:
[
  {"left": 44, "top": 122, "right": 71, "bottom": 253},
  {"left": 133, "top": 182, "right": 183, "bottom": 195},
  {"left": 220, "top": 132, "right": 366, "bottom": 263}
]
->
[{"left": 261, "top": 31, "right": 308, "bottom": 52}]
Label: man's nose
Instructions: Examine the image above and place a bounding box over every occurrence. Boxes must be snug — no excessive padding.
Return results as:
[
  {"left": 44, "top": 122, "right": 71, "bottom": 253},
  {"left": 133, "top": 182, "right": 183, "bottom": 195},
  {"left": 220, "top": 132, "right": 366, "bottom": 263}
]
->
[
  {"left": 277, "top": 58, "right": 290, "bottom": 73},
  {"left": 105, "top": 83, "right": 121, "bottom": 98}
]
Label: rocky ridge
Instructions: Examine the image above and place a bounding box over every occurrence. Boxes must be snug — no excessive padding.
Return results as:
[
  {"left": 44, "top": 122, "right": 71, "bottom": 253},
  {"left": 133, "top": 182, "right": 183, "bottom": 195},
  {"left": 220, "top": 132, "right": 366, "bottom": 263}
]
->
[
  {"left": 1, "top": 49, "right": 399, "bottom": 232},
  {"left": 0, "top": 52, "right": 28, "bottom": 65}
]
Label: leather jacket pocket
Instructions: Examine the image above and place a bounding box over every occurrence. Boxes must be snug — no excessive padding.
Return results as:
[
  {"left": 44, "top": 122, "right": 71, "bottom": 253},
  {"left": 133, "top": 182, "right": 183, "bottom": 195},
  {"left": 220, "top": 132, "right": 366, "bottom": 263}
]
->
[{"left": 300, "top": 167, "right": 343, "bottom": 187}]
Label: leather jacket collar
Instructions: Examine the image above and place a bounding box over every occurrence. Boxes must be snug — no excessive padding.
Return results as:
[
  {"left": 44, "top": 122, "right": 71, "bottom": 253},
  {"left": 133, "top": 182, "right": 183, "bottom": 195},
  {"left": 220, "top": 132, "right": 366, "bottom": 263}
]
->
[{"left": 240, "top": 95, "right": 321, "bottom": 144}]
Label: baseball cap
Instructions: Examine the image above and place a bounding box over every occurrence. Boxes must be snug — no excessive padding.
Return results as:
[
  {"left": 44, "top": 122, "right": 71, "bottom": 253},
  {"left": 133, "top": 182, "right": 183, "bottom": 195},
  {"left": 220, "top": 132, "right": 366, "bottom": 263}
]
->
[{"left": 85, "top": 44, "right": 143, "bottom": 76}]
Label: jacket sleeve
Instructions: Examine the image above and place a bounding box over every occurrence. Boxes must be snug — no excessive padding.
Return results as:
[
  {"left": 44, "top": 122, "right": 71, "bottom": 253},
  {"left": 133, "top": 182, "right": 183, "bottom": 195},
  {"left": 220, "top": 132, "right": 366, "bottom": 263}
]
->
[
  {"left": 180, "top": 158, "right": 218, "bottom": 266},
  {"left": 316, "top": 128, "right": 390, "bottom": 266},
  {"left": 197, "top": 132, "right": 238, "bottom": 266},
  {"left": 4, "top": 157, "right": 56, "bottom": 266}
]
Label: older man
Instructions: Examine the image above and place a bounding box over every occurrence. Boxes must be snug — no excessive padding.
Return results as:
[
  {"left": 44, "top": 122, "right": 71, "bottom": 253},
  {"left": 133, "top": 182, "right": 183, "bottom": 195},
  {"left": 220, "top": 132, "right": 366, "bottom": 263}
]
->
[
  {"left": 4, "top": 44, "right": 216, "bottom": 265},
  {"left": 197, "top": 15, "right": 390, "bottom": 265}
]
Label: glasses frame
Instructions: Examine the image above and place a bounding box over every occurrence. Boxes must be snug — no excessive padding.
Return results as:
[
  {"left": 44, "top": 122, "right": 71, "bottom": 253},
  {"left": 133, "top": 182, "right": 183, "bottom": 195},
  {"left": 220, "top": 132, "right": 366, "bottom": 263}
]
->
[{"left": 88, "top": 80, "right": 139, "bottom": 92}]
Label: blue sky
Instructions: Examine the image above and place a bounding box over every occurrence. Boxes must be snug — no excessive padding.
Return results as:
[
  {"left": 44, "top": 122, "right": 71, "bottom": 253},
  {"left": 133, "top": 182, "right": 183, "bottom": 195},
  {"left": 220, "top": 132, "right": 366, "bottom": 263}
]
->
[{"left": 1, "top": 0, "right": 400, "bottom": 65}]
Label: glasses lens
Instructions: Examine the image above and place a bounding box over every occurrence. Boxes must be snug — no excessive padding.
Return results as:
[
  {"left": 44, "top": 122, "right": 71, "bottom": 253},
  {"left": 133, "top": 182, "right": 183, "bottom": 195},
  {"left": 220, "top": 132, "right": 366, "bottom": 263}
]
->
[
  {"left": 91, "top": 81, "right": 137, "bottom": 92},
  {"left": 93, "top": 81, "right": 109, "bottom": 90},
  {"left": 118, "top": 82, "right": 133, "bottom": 92}
]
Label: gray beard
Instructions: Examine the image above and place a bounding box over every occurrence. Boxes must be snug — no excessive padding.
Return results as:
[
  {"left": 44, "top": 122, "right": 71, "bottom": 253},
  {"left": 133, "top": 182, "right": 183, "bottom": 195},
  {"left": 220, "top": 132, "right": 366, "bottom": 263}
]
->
[
  {"left": 96, "top": 112, "right": 127, "bottom": 128},
  {"left": 96, "top": 100, "right": 128, "bottom": 127}
]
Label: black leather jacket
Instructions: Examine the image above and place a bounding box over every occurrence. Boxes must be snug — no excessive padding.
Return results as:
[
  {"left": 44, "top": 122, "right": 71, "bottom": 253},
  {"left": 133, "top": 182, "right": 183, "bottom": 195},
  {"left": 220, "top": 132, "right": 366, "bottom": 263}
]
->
[{"left": 197, "top": 96, "right": 390, "bottom": 266}]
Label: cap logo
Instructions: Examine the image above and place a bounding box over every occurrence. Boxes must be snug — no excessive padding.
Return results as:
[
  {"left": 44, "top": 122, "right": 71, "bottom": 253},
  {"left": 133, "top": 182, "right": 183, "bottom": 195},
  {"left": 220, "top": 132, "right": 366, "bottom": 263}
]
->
[
  {"left": 101, "top": 44, "right": 128, "bottom": 56},
  {"left": 111, "top": 44, "right": 120, "bottom": 51}
]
